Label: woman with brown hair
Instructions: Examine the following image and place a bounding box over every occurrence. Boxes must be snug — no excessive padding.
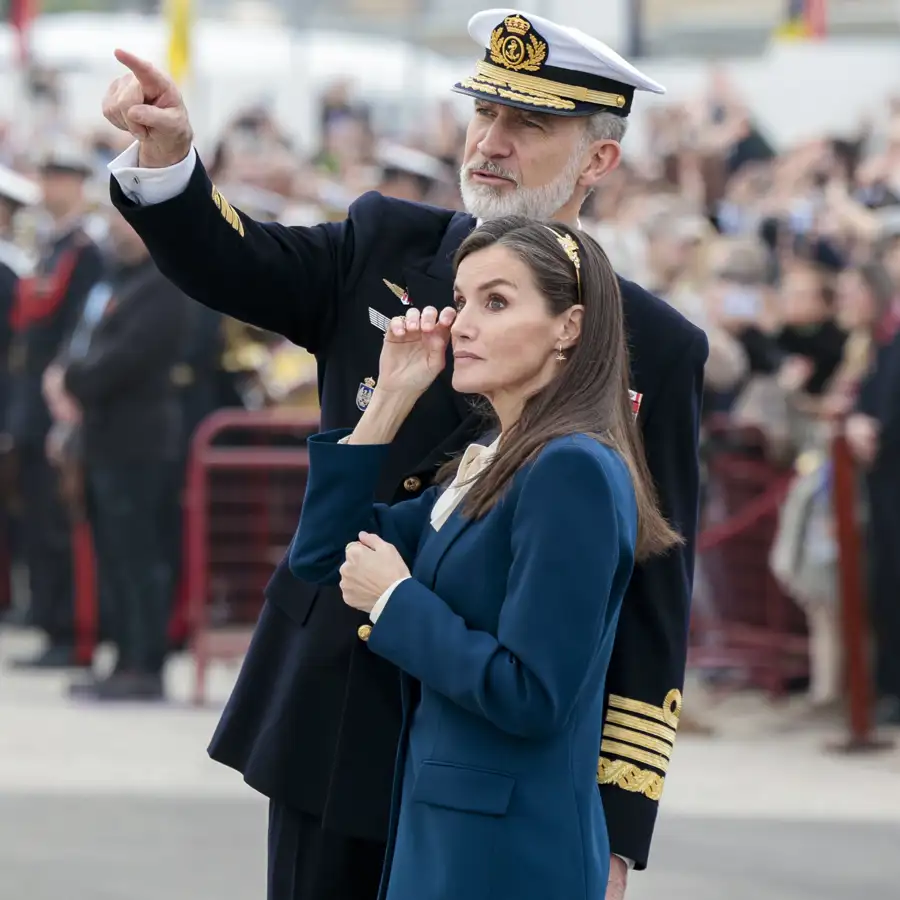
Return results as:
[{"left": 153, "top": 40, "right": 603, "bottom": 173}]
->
[{"left": 289, "top": 216, "right": 680, "bottom": 900}]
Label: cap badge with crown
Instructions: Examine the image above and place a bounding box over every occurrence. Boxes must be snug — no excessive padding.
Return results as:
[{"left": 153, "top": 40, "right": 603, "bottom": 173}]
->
[{"left": 489, "top": 14, "right": 547, "bottom": 72}]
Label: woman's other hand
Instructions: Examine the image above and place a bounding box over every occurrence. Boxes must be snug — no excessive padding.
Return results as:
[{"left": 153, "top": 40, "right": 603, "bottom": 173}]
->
[{"left": 340, "top": 532, "right": 411, "bottom": 613}]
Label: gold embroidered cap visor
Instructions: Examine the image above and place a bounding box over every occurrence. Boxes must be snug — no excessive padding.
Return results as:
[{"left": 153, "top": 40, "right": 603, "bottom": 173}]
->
[{"left": 452, "top": 9, "right": 666, "bottom": 118}]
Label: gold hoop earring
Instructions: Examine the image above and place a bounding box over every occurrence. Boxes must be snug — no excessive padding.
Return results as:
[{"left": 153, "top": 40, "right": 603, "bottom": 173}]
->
[{"left": 556, "top": 343, "right": 566, "bottom": 362}]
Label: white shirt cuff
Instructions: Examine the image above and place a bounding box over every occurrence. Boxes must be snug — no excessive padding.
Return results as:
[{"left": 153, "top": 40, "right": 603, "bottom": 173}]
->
[
  {"left": 615, "top": 854, "right": 635, "bottom": 870},
  {"left": 107, "top": 141, "right": 198, "bottom": 205},
  {"left": 370, "top": 577, "right": 409, "bottom": 623}
]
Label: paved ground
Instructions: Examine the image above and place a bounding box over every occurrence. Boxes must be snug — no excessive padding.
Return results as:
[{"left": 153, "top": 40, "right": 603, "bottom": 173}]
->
[{"left": 3, "top": 629, "right": 900, "bottom": 899}]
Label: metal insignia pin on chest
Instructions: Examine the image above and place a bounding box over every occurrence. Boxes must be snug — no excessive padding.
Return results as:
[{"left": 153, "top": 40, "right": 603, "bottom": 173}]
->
[
  {"left": 356, "top": 377, "right": 376, "bottom": 411},
  {"left": 383, "top": 279, "right": 410, "bottom": 306},
  {"left": 629, "top": 390, "right": 643, "bottom": 420}
]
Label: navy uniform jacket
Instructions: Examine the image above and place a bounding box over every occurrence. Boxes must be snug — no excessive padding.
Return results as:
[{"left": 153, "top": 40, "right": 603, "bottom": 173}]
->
[
  {"left": 111, "top": 157, "right": 708, "bottom": 867},
  {"left": 289, "top": 431, "right": 638, "bottom": 900}
]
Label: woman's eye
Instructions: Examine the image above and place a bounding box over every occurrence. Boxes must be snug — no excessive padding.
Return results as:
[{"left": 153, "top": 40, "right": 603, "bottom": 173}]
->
[
  {"left": 487, "top": 294, "right": 507, "bottom": 310},
  {"left": 454, "top": 296, "right": 465, "bottom": 311}
]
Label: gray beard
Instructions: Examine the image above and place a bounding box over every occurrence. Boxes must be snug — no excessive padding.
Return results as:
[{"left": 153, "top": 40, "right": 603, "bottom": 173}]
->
[{"left": 458, "top": 149, "right": 585, "bottom": 222}]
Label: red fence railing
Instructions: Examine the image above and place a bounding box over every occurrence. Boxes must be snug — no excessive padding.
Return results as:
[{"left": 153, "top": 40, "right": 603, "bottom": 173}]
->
[
  {"left": 184, "top": 408, "right": 319, "bottom": 705},
  {"left": 688, "top": 439, "right": 805, "bottom": 696}
]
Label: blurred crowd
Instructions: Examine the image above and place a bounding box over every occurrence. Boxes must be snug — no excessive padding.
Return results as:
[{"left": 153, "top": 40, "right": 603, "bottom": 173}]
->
[{"left": 0, "top": 62, "right": 899, "bottom": 719}]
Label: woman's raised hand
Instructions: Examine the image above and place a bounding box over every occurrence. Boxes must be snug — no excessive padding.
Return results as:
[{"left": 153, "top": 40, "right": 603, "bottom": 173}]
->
[{"left": 376, "top": 306, "right": 457, "bottom": 397}]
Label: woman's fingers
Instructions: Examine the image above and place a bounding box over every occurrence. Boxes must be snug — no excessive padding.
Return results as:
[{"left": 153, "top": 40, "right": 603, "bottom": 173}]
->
[
  {"left": 405, "top": 307, "right": 421, "bottom": 332},
  {"left": 420, "top": 306, "right": 438, "bottom": 331}
]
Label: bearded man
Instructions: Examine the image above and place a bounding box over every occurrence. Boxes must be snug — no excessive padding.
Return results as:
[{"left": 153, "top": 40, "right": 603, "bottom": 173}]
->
[{"left": 101, "top": 10, "right": 708, "bottom": 900}]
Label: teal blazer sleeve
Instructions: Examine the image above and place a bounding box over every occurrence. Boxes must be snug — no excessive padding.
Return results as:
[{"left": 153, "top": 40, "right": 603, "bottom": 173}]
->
[
  {"left": 368, "top": 440, "right": 636, "bottom": 740},
  {"left": 288, "top": 429, "right": 440, "bottom": 584}
]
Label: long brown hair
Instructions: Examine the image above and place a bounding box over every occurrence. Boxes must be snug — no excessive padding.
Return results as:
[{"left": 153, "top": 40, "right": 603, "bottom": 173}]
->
[{"left": 439, "top": 216, "right": 681, "bottom": 561}]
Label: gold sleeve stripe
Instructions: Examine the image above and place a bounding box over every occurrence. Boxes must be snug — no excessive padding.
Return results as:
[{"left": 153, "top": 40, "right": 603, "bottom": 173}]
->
[
  {"left": 605, "top": 709, "right": 677, "bottom": 743},
  {"left": 609, "top": 690, "right": 683, "bottom": 728},
  {"left": 597, "top": 757, "right": 664, "bottom": 802},
  {"left": 602, "top": 724, "right": 673, "bottom": 759},
  {"left": 601, "top": 739, "right": 670, "bottom": 774},
  {"left": 211, "top": 186, "right": 245, "bottom": 237}
]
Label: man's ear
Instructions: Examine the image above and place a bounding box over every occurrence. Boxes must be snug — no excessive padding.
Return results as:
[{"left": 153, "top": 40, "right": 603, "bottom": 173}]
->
[{"left": 579, "top": 140, "right": 622, "bottom": 189}]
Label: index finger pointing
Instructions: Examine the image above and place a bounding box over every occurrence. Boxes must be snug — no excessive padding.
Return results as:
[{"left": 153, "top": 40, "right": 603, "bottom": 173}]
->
[{"left": 114, "top": 48, "right": 171, "bottom": 99}]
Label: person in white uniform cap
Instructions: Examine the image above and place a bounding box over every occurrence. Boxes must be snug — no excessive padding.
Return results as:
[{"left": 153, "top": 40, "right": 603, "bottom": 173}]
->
[
  {"left": 376, "top": 141, "right": 454, "bottom": 203},
  {"left": 0, "top": 165, "right": 40, "bottom": 276},
  {"left": 99, "top": 10, "right": 707, "bottom": 900},
  {"left": 451, "top": 9, "right": 665, "bottom": 223}
]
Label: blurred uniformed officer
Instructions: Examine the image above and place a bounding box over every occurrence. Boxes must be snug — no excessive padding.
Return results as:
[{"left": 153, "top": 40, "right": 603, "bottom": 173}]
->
[
  {"left": 0, "top": 167, "right": 40, "bottom": 453},
  {"left": 103, "top": 11, "right": 708, "bottom": 900},
  {"left": 7, "top": 141, "right": 103, "bottom": 668},
  {"left": 51, "top": 207, "right": 189, "bottom": 700},
  {"left": 0, "top": 165, "right": 41, "bottom": 621}
]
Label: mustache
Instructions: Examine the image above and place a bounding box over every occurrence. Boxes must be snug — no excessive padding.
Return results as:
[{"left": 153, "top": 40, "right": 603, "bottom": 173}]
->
[{"left": 464, "top": 159, "right": 520, "bottom": 186}]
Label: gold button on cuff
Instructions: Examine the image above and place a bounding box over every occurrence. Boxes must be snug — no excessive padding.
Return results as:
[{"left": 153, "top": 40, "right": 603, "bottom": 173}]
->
[
  {"left": 358, "top": 624, "right": 372, "bottom": 642},
  {"left": 403, "top": 476, "right": 422, "bottom": 492}
]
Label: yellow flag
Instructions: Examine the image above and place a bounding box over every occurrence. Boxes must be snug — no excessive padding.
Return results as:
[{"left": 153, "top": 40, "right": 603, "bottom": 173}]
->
[{"left": 167, "top": 0, "right": 192, "bottom": 84}]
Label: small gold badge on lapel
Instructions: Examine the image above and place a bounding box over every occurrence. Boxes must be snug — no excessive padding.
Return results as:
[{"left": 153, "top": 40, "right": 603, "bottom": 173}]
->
[
  {"left": 356, "top": 377, "right": 376, "bottom": 411},
  {"left": 382, "top": 279, "right": 410, "bottom": 306},
  {"left": 211, "top": 185, "right": 245, "bottom": 237}
]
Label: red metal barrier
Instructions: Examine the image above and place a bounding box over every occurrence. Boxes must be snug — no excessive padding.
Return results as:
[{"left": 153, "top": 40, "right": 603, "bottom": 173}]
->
[
  {"left": 689, "top": 427, "right": 808, "bottom": 696},
  {"left": 184, "top": 408, "right": 319, "bottom": 705},
  {"left": 829, "top": 432, "right": 893, "bottom": 753}
]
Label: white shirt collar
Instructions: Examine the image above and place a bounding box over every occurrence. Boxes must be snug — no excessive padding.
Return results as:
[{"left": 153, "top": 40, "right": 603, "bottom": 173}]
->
[{"left": 475, "top": 217, "right": 583, "bottom": 229}]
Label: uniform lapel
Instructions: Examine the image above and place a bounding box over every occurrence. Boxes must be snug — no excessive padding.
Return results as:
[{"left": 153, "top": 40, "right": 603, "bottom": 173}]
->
[
  {"left": 403, "top": 211, "right": 476, "bottom": 421},
  {"left": 404, "top": 407, "right": 488, "bottom": 487}
]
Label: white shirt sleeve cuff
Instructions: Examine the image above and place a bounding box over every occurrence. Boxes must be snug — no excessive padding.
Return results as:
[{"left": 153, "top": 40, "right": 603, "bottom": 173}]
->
[
  {"left": 614, "top": 854, "right": 635, "bottom": 870},
  {"left": 370, "top": 577, "right": 409, "bottom": 623},
  {"left": 107, "top": 141, "right": 198, "bottom": 206}
]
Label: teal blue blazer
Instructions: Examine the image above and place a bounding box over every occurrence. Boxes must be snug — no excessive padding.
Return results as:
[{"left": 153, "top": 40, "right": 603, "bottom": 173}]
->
[{"left": 290, "top": 429, "right": 638, "bottom": 900}]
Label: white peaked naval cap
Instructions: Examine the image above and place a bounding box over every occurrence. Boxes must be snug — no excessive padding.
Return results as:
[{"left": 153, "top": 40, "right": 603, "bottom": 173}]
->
[
  {"left": 0, "top": 165, "right": 41, "bottom": 207},
  {"left": 454, "top": 8, "right": 666, "bottom": 117}
]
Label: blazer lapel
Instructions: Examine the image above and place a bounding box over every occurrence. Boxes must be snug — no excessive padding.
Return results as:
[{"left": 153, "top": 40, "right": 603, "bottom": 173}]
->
[
  {"left": 414, "top": 504, "right": 474, "bottom": 589},
  {"left": 403, "top": 211, "right": 476, "bottom": 422}
]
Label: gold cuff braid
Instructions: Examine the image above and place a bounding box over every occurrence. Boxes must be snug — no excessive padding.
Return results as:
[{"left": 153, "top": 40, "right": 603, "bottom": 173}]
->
[{"left": 597, "top": 757, "right": 665, "bottom": 802}]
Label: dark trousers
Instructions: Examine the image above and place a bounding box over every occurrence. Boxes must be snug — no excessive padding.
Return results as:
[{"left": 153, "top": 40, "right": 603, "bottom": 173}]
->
[
  {"left": 867, "top": 467, "right": 900, "bottom": 701},
  {"left": 19, "top": 447, "right": 73, "bottom": 644},
  {"left": 267, "top": 800, "right": 386, "bottom": 900},
  {"left": 87, "top": 460, "right": 172, "bottom": 674}
]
